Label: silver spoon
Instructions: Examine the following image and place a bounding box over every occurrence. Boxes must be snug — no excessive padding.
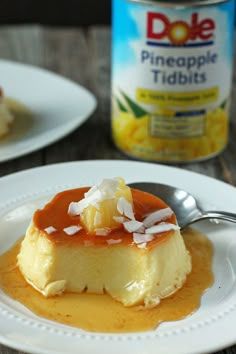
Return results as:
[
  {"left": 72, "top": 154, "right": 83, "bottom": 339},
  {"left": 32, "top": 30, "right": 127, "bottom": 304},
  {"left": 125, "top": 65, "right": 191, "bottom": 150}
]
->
[{"left": 129, "top": 182, "right": 236, "bottom": 229}]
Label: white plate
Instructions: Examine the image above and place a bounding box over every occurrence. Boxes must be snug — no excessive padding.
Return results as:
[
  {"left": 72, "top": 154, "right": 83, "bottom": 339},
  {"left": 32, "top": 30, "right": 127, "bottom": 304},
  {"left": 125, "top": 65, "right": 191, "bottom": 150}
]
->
[
  {"left": 1, "top": 160, "right": 236, "bottom": 354},
  {"left": 0, "top": 60, "right": 96, "bottom": 162}
]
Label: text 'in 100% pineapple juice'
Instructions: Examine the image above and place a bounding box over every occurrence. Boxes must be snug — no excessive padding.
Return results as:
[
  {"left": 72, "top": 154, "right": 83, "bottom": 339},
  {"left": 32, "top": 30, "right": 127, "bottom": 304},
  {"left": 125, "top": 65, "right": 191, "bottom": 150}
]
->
[{"left": 111, "top": 0, "right": 234, "bottom": 163}]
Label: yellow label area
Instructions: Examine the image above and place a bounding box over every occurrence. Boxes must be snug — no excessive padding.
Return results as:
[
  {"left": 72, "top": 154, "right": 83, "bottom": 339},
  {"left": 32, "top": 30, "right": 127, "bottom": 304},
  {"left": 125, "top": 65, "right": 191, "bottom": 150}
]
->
[
  {"left": 112, "top": 107, "right": 228, "bottom": 162},
  {"left": 136, "top": 87, "right": 219, "bottom": 106},
  {"left": 150, "top": 114, "right": 205, "bottom": 138},
  {"left": 112, "top": 88, "right": 229, "bottom": 162}
]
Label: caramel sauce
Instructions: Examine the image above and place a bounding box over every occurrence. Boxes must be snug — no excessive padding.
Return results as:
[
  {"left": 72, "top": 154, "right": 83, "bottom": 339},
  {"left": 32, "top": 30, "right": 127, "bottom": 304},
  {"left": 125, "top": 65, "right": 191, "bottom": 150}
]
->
[
  {"left": 33, "top": 188, "right": 176, "bottom": 248},
  {"left": 0, "top": 228, "right": 214, "bottom": 333},
  {"left": 0, "top": 98, "right": 33, "bottom": 144}
]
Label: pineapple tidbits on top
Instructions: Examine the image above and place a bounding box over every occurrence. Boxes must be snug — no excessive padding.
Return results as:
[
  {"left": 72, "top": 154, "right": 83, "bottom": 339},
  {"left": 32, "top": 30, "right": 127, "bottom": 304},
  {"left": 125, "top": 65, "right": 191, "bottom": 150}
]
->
[{"left": 17, "top": 177, "right": 191, "bottom": 308}]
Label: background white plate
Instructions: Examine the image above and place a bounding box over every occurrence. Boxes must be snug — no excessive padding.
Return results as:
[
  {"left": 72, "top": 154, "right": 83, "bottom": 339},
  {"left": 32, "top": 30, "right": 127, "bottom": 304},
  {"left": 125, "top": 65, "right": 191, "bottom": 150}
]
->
[
  {"left": 0, "top": 60, "right": 97, "bottom": 162},
  {"left": 1, "top": 160, "right": 236, "bottom": 354}
]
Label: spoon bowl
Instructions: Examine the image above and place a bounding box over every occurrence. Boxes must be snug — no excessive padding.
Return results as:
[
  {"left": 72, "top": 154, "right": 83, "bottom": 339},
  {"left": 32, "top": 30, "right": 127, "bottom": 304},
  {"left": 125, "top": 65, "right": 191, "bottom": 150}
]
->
[{"left": 129, "top": 182, "right": 236, "bottom": 229}]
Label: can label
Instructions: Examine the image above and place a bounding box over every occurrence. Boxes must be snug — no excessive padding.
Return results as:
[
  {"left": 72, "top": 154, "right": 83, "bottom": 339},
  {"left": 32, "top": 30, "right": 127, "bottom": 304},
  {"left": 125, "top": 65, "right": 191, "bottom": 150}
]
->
[{"left": 111, "top": 0, "right": 234, "bottom": 162}]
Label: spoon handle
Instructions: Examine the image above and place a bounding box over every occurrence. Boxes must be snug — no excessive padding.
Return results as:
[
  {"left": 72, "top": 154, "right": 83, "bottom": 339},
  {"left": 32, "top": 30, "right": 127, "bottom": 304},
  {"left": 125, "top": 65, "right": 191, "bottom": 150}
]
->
[{"left": 198, "top": 210, "right": 236, "bottom": 224}]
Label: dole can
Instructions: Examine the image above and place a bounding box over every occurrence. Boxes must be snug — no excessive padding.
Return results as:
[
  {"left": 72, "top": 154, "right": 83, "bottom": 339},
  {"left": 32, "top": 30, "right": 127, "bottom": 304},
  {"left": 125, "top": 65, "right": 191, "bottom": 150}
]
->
[{"left": 111, "top": 0, "right": 234, "bottom": 163}]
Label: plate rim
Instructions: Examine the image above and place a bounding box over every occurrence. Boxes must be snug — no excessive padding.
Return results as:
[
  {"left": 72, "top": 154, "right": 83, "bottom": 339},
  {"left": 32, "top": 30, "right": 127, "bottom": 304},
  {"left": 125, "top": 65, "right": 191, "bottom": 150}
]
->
[
  {"left": 0, "top": 159, "right": 236, "bottom": 354},
  {"left": 0, "top": 59, "right": 97, "bottom": 163}
]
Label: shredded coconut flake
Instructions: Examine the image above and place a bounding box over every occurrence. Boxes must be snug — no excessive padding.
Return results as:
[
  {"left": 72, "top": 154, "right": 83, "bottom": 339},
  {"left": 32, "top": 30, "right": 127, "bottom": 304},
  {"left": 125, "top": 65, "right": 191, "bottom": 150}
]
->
[
  {"left": 133, "top": 233, "right": 154, "bottom": 244},
  {"left": 85, "top": 178, "right": 119, "bottom": 199},
  {"left": 68, "top": 202, "right": 82, "bottom": 216},
  {"left": 106, "top": 238, "right": 122, "bottom": 245},
  {"left": 63, "top": 225, "right": 82, "bottom": 235},
  {"left": 95, "top": 228, "right": 111, "bottom": 236},
  {"left": 117, "top": 197, "right": 135, "bottom": 220},
  {"left": 137, "top": 242, "right": 147, "bottom": 249},
  {"left": 68, "top": 190, "right": 101, "bottom": 215},
  {"left": 123, "top": 220, "right": 144, "bottom": 233},
  {"left": 68, "top": 178, "right": 121, "bottom": 216},
  {"left": 145, "top": 222, "right": 179, "bottom": 234},
  {"left": 44, "top": 226, "right": 57, "bottom": 234},
  {"left": 113, "top": 216, "right": 127, "bottom": 223},
  {"left": 143, "top": 208, "right": 173, "bottom": 228}
]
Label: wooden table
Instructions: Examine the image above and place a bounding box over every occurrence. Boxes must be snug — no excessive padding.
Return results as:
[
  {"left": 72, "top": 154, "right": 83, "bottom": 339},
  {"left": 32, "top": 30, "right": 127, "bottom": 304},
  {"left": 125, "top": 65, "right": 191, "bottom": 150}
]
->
[{"left": 0, "top": 25, "right": 236, "bottom": 354}]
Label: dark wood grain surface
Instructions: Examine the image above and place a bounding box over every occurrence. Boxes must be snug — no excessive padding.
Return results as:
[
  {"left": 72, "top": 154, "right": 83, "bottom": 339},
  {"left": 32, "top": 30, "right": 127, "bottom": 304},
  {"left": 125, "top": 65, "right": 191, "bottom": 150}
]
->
[
  {"left": 0, "top": 25, "right": 236, "bottom": 354},
  {"left": 0, "top": 0, "right": 111, "bottom": 26}
]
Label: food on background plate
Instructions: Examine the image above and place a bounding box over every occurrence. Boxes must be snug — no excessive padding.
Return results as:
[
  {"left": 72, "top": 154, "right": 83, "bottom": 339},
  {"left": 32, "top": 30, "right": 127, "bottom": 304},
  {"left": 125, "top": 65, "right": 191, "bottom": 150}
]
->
[
  {"left": 0, "top": 87, "right": 14, "bottom": 137},
  {"left": 17, "top": 177, "right": 191, "bottom": 308}
]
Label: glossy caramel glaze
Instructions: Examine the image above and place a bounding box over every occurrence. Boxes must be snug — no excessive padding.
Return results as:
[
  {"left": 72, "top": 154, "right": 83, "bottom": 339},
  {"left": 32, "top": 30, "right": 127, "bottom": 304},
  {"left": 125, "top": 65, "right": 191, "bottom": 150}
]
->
[
  {"left": 33, "top": 187, "right": 176, "bottom": 248},
  {"left": 0, "top": 228, "right": 214, "bottom": 333}
]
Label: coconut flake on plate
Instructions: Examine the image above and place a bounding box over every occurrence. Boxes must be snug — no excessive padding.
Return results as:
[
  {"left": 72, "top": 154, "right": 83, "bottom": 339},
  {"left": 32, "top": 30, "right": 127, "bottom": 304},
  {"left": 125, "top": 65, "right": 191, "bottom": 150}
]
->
[
  {"left": 117, "top": 197, "right": 135, "bottom": 220},
  {"left": 44, "top": 226, "right": 57, "bottom": 234},
  {"left": 123, "top": 220, "right": 144, "bottom": 233},
  {"left": 63, "top": 225, "right": 82, "bottom": 235},
  {"left": 145, "top": 222, "right": 179, "bottom": 234},
  {"left": 143, "top": 207, "right": 173, "bottom": 228}
]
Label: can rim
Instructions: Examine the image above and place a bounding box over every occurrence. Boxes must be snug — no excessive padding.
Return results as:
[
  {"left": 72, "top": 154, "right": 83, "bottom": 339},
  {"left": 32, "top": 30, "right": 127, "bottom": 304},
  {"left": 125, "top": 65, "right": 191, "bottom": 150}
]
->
[{"left": 128, "top": 0, "right": 231, "bottom": 7}]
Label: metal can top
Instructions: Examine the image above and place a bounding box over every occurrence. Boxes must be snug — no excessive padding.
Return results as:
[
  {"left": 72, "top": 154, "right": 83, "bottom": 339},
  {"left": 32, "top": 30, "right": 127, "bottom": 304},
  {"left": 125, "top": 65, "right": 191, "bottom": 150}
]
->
[{"left": 129, "top": 0, "right": 231, "bottom": 7}]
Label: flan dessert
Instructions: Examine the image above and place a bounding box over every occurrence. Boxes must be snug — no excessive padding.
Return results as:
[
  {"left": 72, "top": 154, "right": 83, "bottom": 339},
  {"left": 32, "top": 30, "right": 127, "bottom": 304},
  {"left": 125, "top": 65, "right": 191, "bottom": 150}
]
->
[
  {"left": 17, "top": 178, "right": 192, "bottom": 308},
  {"left": 0, "top": 87, "right": 14, "bottom": 137}
]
